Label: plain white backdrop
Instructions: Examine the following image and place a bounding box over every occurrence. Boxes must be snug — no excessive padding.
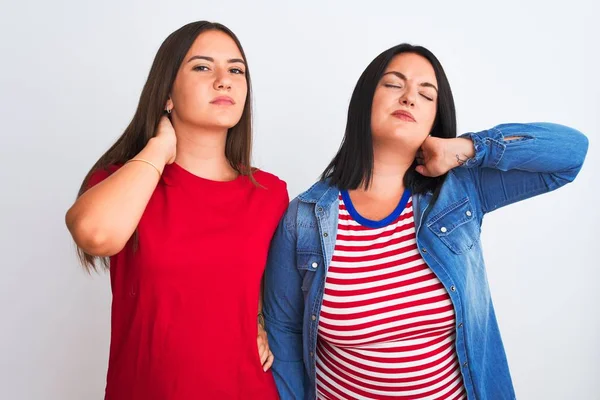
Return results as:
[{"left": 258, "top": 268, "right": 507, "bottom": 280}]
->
[{"left": 1, "top": 1, "right": 598, "bottom": 399}]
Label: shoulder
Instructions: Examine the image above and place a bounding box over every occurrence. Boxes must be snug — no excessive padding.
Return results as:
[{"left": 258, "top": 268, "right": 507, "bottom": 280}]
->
[
  {"left": 252, "top": 169, "right": 290, "bottom": 214},
  {"left": 297, "top": 179, "right": 335, "bottom": 203},
  {"left": 87, "top": 164, "right": 122, "bottom": 189},
  {"left": 252, "top": 169, "right": 288, "bottom": 195}
]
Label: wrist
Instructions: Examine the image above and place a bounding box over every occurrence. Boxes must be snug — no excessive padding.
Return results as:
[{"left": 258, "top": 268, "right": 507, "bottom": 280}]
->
[
  {"left": 257, "top": 312, "right": 265, "bottom": 329},
  {"left": 448, "top": 137, "right": 475, "bottom": 168},
  {"left": 145, "top": 137, "right": 171, "bottom": 168}
]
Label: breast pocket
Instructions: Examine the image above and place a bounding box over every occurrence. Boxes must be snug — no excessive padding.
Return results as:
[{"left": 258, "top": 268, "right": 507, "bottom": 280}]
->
[
  {"left": 296, "top": 252, "right": 323, "bottom": 293},
  {"left": 427, "top": 197, "right": 480, "bottom": 254}
]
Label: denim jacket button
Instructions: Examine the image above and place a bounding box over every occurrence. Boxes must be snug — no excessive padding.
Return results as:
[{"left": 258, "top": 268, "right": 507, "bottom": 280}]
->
[
  {"left": 323, "top": 232, "right": 329, "bottom": 238},
  {"left": 311, "top": 315, "right": 317, "bottom": 321},
  {"left": 450, "top": 286, "right": 456, "bottom": 292},
  {"left": 317, "top": 207, "right": 323, "bottom": 212},
  {"left": 466, "top": 210, "right": 472, "bottom": 217},
  {"left": 458, "top": 322, "right": 463, "bottom": 328},
  {"left": 421, "top": 248, "right": 427, "bottom": 253},
  {"left": 440, "top": 226, "right": 448, "bottom": 233},
  {"left": 311, "top": 262, "right": 318, "bottom": 269},
  {"left": 463, "top": 361, "right": 468, "bottom": 368}
]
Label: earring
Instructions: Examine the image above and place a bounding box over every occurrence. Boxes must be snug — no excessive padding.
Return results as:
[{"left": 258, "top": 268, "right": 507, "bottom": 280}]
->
[{"left": 165, "top": 108, "right": 172, "bottom": 114}]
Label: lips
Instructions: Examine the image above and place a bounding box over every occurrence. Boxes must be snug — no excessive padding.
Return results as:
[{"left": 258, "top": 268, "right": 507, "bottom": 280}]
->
[
  {"left": 392, "top": 110, "right": 416, "bottom": 122},
  {"left": 210, "top": 96, "right": 235, "bottom": 105}
]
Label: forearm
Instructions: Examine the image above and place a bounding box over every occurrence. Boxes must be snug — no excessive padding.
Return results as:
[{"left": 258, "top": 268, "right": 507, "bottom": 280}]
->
[
  {"left": 459, "top": 123, "right": 588, "bottom": 178},
  {"left": 66, "top": 138, "right": 169, "bottom": 256},
  {"left": 258, "top": 275, "right": 265, "bottom": 328}
]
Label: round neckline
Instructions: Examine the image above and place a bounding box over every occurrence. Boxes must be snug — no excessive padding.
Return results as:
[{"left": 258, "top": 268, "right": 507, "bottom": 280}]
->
[
  {"left": 340, "top": 189, "right": 411, "bottom": 228},
  {"left": 162, "top": 162, "right": 246, "bottom": 188}
]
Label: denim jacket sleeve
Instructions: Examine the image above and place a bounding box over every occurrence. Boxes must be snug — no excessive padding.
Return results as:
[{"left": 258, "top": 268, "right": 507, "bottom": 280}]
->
[
  {"left": 263, "top": 198, "right": 306, "bottom": 399},
  {"left": 458, "top": 122, "right": 589, "bottom": 213}
]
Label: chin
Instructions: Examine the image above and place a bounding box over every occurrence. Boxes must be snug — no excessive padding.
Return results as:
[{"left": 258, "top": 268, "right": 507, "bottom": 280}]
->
[
  {"left": 374, "top": 131, "right": 424, "bottom": 149},
  {"left": 375, "top": 128, "right": 410, "bottom": 141},
  {"left": 189, "top": 116, "right": 242, "bottom": 130},
  {"left": 215, "top": 118, "right": 242, "bottom": 129},
  {"left": 213, "top": 111, "right": 244, "bottom": 127}
]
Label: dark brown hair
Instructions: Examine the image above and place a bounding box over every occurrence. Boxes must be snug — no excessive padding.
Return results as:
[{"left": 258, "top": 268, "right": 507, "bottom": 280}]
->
[{"left": 76, "top": 21, "right": 254, "bottom": 271}]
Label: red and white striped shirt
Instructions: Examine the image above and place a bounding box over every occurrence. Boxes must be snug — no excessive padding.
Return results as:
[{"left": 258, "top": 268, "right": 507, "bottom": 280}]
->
[{"left": 316, "top": 192, "right": 466, "bottom": 400}]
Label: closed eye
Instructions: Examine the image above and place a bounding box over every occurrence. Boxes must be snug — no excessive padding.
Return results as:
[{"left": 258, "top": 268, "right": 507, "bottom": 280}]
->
[
  {"left": 420, "top": 93, "right": 434, "bottom": 101},
  {"left": 385, "top": 83, "right": 403, "bottom": 89}
]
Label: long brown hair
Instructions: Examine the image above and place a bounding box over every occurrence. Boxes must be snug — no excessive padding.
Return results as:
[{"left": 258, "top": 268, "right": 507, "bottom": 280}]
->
[{"left": 76, "top": 21, "right": 254, "bottom": 271}]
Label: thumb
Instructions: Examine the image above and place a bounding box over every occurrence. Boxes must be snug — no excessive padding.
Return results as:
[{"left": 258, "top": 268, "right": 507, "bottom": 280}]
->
[{"left": 415, "top": 165, "right": 431, "bottom": 177}]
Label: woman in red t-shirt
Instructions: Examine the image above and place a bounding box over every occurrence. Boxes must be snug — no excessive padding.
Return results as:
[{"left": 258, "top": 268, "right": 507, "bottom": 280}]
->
[{"left": 65, "top": 21, "right": 288, "bottom": 400}]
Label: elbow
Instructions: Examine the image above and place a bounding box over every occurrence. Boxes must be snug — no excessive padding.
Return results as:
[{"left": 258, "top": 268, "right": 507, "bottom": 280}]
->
[
  {"left": 65, "top": 208, "right": 124, "bottom": 257},
  {"left": 546, "top": 124, "right": 589, "bottom": 184},
  {"left": 574, "top": 131, "right": 589, "bottom": 171},
  {"left": 563, "top": 127, "right": 589, "bottom": 183},
  {"left": 555, "top": 123, "right": 589, "bottom": 164}
]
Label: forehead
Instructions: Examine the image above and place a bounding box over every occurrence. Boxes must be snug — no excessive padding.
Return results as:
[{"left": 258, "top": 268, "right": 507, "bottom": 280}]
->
[
  {"left": 384, "top": 53, "right": 437, "bottom": 84},
  {"left": 186, "top": 30, "right": 243, "bottom": 60}
]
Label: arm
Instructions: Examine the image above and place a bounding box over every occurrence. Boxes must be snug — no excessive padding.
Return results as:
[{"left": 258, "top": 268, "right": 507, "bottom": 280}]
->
[
  {"left": 263, "top": 200, "right": 306, "bottom": 399},
  {"left": 257, "top": 276, "right": 274, "bottom": 371},
  {"left": 417, "top": 122, "right": 589, "bottom": 213},
  {"left": 65, "top": 117, "right": 176, "bottom": 256},
  {"left": 258, "top": 181, "right": 290, "bottom": 372}
]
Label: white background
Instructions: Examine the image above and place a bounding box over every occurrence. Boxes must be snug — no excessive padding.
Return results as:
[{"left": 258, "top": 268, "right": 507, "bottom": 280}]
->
[{"left": 1, "top": 1, "right": 598, "bottom": 399}]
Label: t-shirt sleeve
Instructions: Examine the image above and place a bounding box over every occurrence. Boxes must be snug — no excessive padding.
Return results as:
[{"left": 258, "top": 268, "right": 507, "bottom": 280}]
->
[
  {"left": 85, "top": 165, "right": 121, "bottom": 190},
  {"left": 272, "top": 179, "right": 290, "bottom": 224},
  {"left": 278, "top": 180, "right": 290, "bottom": 216}
]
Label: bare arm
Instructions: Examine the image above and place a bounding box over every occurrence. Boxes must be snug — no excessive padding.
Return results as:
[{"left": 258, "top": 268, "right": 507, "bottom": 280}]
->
[
  {"left": 258, "top": 279, "right": 264, "bottom": 319},
  {"left": 66, "top": 117, "right": 176, "bottom": 257},
  {"left": 257, "top": 274, "right": 274, "bottom": 371}
]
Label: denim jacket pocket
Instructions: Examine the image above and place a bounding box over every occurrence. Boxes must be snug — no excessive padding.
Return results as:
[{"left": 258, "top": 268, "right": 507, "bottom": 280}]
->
[
  {"left": 427, "top": 197, "right": 480, "bottom": 254},
  {"left": 296, "top": 252, "right": 323, "bottom": 293}
]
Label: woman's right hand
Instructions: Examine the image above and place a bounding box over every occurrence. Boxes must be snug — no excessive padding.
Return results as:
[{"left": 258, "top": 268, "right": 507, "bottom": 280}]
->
[
  {"left": 154, "top": 116, "right": 177, "bottom": 165},
  {"left": 66, "top": 115, "right": 177, "bottom": 257},
  {"left": 257, "top": 323, "right": 274, "bottom": 372}
]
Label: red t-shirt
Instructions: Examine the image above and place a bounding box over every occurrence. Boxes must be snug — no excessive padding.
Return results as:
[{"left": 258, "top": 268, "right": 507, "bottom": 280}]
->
[{"left": 88, "top": 162, "right": 288, "bottom": 400}]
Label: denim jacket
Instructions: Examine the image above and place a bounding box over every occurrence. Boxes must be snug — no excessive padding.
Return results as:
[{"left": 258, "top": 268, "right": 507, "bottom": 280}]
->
[{"left": 264, "top": 123, "right": 588, "bottom": 400}]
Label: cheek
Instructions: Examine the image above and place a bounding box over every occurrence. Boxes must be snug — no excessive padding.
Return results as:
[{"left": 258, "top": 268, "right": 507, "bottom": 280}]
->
[
  {"left": 370, "top": 107, "right": 385, "bottom": 135},
  {"left": 371, "top": 90, "right": 387, "bottom": 113},
  {"left": 417, "top": 103, "right": 436, "bottom": 131},
  {"left": 173, "top": 81, "right": 207, "bottom": 110},
  {"left": 235, "top": 81, "right": 248, "bottom": 103},
  {"left": 236, "top": 89, "right": 248, "bottom": 109},
  {"left": 370, "top": 92, "right": 389, "bottom": 129},
  {"left": 425, "top": 105, "right": 437, "bottom": 129}
]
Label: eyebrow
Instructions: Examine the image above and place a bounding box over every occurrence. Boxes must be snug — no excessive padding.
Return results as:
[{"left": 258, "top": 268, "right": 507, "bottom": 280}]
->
[
  {"left": 383, "top": 71, "right": 438, "bottom": 92},
  {"left": 186, "top": 55, "right": 246, "bottom": 65}
]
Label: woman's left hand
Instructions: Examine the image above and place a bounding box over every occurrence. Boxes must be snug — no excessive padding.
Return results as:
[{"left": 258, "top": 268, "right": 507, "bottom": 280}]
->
[
  {"left": 257, "top": 324, "right": 274, "bottom": 372},
  {"left": 415, "top": 136, "right": 475, "bottom": 177}
]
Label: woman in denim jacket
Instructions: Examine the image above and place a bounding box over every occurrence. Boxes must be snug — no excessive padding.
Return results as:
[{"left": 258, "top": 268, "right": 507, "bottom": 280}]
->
[{"left": 263, "top": 43, "right": 588, "bottom": 400}]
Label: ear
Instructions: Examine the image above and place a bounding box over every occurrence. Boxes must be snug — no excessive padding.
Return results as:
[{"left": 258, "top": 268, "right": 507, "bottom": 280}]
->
[{"left": 164, "top": 97, "right": 174, "bottom": 113}]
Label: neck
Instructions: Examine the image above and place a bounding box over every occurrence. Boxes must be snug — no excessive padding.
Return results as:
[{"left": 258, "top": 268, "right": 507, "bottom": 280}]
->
[
  {"left": 172, "top": 121, "right": 237, "bottom": 181},
  {"left": 360, "top": 140, "right": 416, "bottom": 198}
]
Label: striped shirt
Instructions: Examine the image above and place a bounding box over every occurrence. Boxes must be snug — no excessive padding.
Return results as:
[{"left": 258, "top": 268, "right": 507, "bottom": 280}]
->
[{"left": 316, "top": 191, "right": 466, "bottom": 400}]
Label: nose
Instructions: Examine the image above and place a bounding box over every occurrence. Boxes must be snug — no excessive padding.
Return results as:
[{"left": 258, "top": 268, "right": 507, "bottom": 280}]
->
[
  {"left": 213, "top": 69, "right": 232, "bottom": 91},
  {"left": 399, "top": 85, "right": 416, "bottom": 107}
]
